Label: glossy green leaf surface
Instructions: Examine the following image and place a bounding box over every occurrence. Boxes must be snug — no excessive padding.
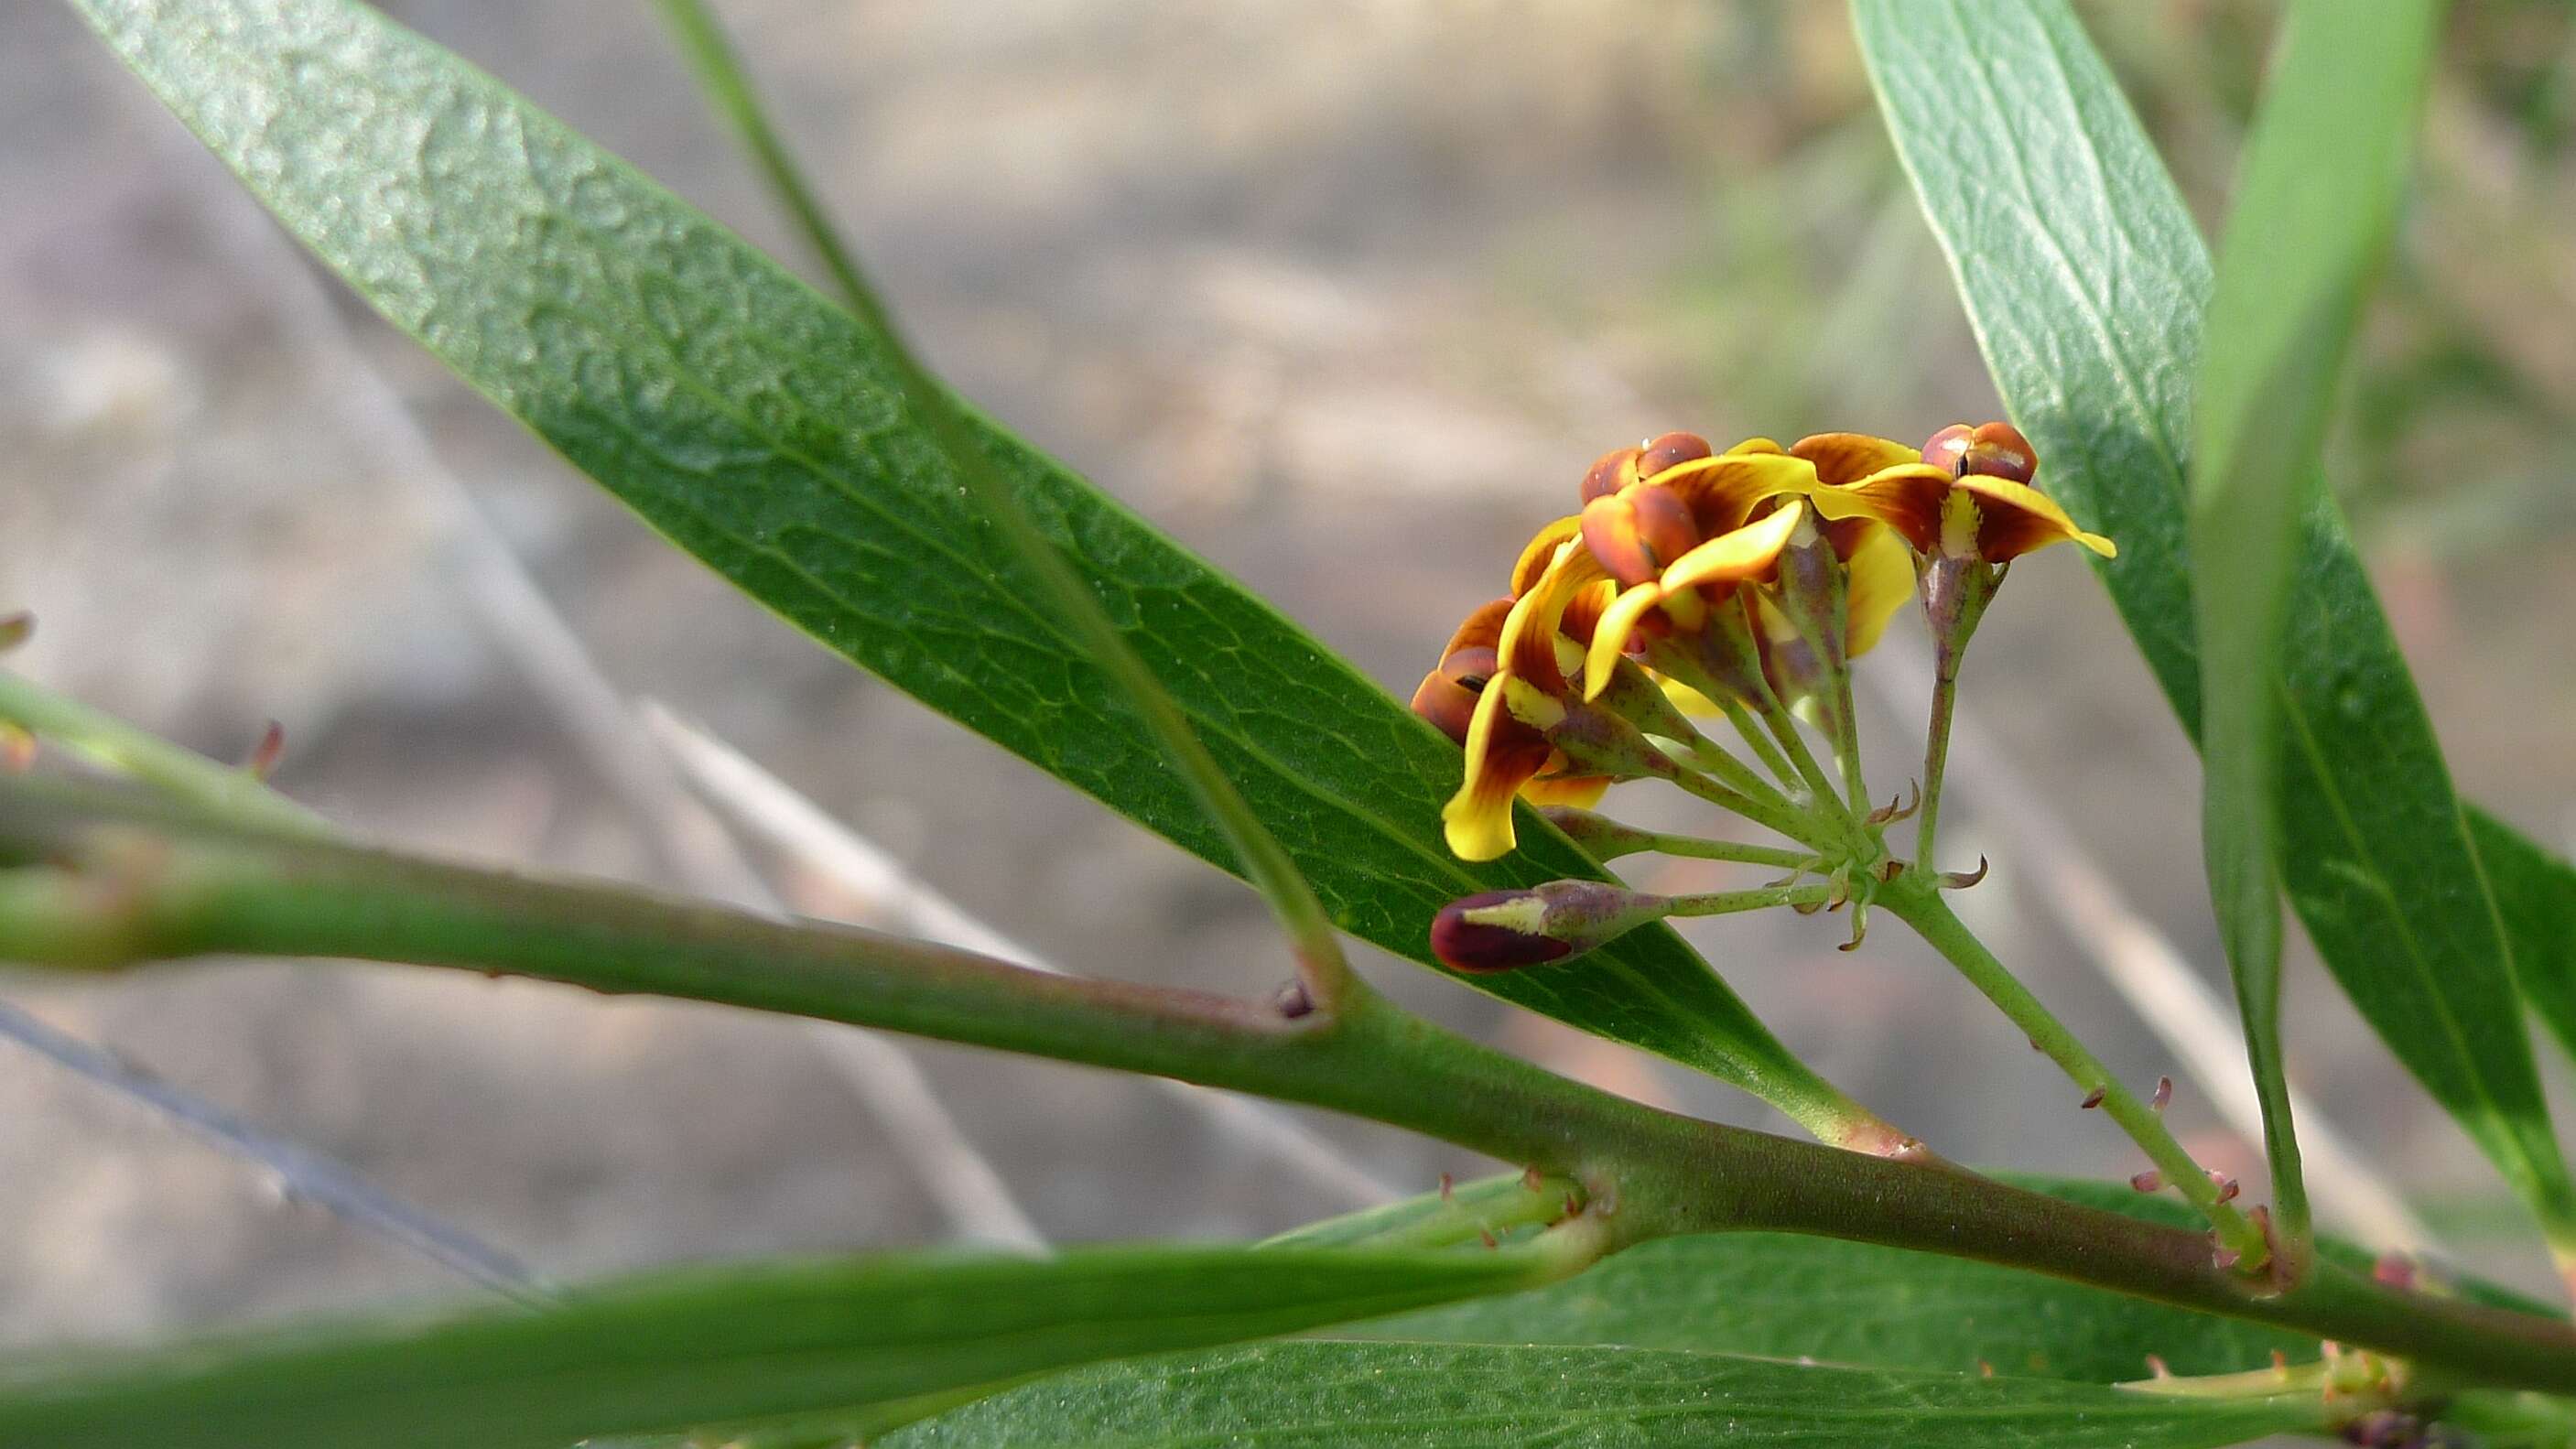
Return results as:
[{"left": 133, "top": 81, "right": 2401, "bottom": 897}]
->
[
  {"left": 0, "top": 1244, "right": 1550, "bottom": 1449},
  {"left": 1355, "top": 1180, "right": 2314, "bottom": 1384},
  {"left": 2190, "top": 0, "right": 2443, "bottom": 1252},
  {"left": 1851, "top": 0, "right": 2576, "bottom": 1249},
  {"left": 68, "top": 0, "right": 1858, "bottom": 1125},
  {"left": 2481, "top": 812, "right": 2576, "bottom": 1067},
  {"left": 882, "top": 1341, "right": 2317, "bottom": 1448}
]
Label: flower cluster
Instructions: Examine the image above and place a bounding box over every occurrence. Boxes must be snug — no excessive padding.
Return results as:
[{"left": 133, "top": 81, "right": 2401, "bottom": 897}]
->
[{"left": 1412, "top": 421, "right": 2112, "bottom": 971}]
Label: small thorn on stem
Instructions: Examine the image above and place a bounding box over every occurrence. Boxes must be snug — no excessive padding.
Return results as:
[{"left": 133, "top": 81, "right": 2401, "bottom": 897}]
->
[
  {"left": 2130, "top": 1170, "right": 2164, "bottom": 1194},
  {"left": 2372, "top": 1253, "right": 2417, "bottom": 1292},
  {"left": 1562, "top": 1192, "right": 1581, "bottom": 1217},
  {"left": 0, "top": 611, "right": 32, "bottom": 653},
  {"left": 1937, "top": 855, "right": 1990, "bottom": 890},
  {"left": 2208, "top": 1170, "right": 2240, "bottom": 1204},
  {"left": 2144, "top": 1354, "right": 2171, "bottom": 1379},
  {"left": 243, "top": 719, "right": 286, "bottom": 779},
  {"left": 1521, "top": 1165, "right": 1544, "bottom": 1193},
  {"left": 1438, "top": 1172, "right": 1454, "bottom": 1202},
  {"left": 1478, "top": 1228, "right": 1499, "bottom": 1249},
  {"left": 1274, "top": 981, "right": 1315, "bottom": 1019},
  {"left": 2079, "top": 1087, "right": 2105, "bottom": 1109},
  {"left": 1976, "top": 1360, "right": 1995, "bottom": 1379},
  {"left": 2212, "top": 1242, "right": 2242, "bottom": 1271},
  {"left": 2150, "top": 1076, "right": 2173, "bottom": 1113}
]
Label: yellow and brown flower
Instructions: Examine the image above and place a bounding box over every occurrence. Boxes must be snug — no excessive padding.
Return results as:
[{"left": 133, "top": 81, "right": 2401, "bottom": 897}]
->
[
  {"left": 1797, "top": 423, "right": 2116, "bottom": 564},
  {"left": 1411, "top": 597, "right": 1613, "bottom": 860}
]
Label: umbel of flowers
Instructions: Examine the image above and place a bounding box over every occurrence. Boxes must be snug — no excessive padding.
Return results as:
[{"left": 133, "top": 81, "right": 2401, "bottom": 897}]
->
[{"left": 1412, "top": 422, "right": 2113, "bottom": 972}]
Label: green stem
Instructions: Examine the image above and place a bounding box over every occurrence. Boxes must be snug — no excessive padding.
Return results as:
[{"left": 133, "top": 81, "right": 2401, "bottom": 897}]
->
[
  {"left": 4, "top": 777, "right": 2576, "bottom": 1390},
  {"left": 1660, "top": 884, "right": 1835, "bottom": 918},
  {"left": 0, "top": 671, "right": 327, "bottom": 840},
  {"left": 1678, "top": 735, "right": 1798, "bottom": 816},
  {"left": 1916, "top": 659, "right": 1959, "bottom": 873},
  {"left": 1881, "top": 877, "right": 2268, "bottom": 1269},
  {"left": 1720, "top": 695, "right": 1802, "bottom": 795},
  {"left": 1665, "top": 765, "right": 1833, "bottom": 853}
]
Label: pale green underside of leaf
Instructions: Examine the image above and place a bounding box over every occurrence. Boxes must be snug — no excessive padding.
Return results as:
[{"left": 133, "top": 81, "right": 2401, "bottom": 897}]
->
[
  {"left": 2190, "top": 0, "right": 2443, "bottom": 1247},
  {"left": 65, "top": 0, "right": 1845, "bottom": 1114},
  {"left": 0, "top": 1245, "right": 1546, "bottom": 1449},
  {"left": 1851, "top": 0, "right": 2576, "bottom": 1241},
  {"left": 880, "top": 1340, "right": 2316, "bottom": 1449}
]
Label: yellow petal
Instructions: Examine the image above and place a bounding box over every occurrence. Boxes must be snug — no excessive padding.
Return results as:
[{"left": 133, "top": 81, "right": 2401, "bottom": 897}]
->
[
  {"left": 1444, "top": 684, "right": 1531, "bottom": 860},
  {"left": 1842, "top": 522, "right": 1917, "bottom": 660},
  {"left": 1583, "top": 582, "right": 1667, "bottom": 702},
  {"left": 1653, "top": 673, "right": 1727, "bottom": 716},
  {"left": 1723, "top": 436, "right": 1786, "bottom": 455},
  {"left": 1790, "top": 432, "right": 1921, "bottom": 488},
  {"left": 1521, "top": 773, "right": 1610, "bottom": 810},
  {"left": 1818, "top": 461, "right": 1951, "bottom": 552},
  {"left": 1500, "top": 539, "right": 1614, "bottom": 694},
  {"left": 1659, "top": 499, "right": 1806, "bottom": 594},
  {"left": 1644, "top": 451, "right": 1817, "bottom": 537},
  {"left": 1956, "top": 475, "right": 2117, "bottom": 560},
  {"left": 1510, "top": 514, "right": 1584, "bottom": 597}
]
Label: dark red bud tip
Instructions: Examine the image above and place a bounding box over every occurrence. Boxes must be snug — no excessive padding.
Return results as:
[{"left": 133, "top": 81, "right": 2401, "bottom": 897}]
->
[
  {"left": 1432, "top": 890, "right": 1575, "bottom": 974},
  {"left": 2130, "top": 1170, "right": 2165, "bottom": 1193},
  {"left": 1921, "top": 421, "right": 2038, "bottom": 483},
  {"left": 1636, "top": 431, "right": 1713, "bottom": 479},
  {"left": 2078, "top": 1087, "right": 2105, "bottom": 1109},
  {"left": 1579, "top": 447, "right": 1644, "bottom": 504}
]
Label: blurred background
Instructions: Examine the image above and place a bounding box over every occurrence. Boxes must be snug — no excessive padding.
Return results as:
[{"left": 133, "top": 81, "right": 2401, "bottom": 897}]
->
[{"left": 4, "top": 0, "right": 2573, "bottom": 1351}]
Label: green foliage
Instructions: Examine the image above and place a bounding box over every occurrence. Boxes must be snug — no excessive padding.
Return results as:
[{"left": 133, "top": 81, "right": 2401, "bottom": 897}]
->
[
  {"left": 32, "top": 0, "right": 2576, "bottom": 1444},
  {"left": 1850, "top": 0, "right": 2576, "bottom": 1251},
  {"left": 1357, "top": 1179, "right": 2316, "bottom": 1384},
  {"left": 0, "top": 1245, "right": 1553, "bottom": 1449},
  {"left": 878, "top": 1341, "right": 2319, "bottom": 1448},
  {"left": 60, "top": 0, "right": 1866, "bottom": 1129},
  {"left": 2190, "top": 0, "right": 2444, "bottom": 1254}
]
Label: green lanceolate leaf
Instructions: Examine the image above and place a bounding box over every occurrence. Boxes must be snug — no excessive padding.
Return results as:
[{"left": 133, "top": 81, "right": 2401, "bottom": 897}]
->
[
  {"left": 1354, "top": 1178, "right": 2314, "bottom": 1384},
  {"left": 0, "top": 1244, "right": 1553, "bottom": 1449},
  {"left": 881, "top": 1341, "right": 2321, "bottom": 1448},
  {"left": 65, "top": 0, "right": 1870, "bottom": 1134},
  {"left": 2479, "top": 812, "right": 2576, "bottom": 1069},
  {"left": 2191, "top": 0, "right": 2444, "bottom": 1257},
  {"left": 1850, "top": 0, "right": 2576, "bottom": 1253}
]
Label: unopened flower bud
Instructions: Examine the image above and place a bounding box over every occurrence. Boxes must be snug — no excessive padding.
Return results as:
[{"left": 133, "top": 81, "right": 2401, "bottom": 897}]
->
[
  {"left": 1636, "top": 431, "right": 1713, "bottom": 479},
  {"left": 1581, "top": 485, "right": 1700, "bottom": 590},
  {"left": 1430, "top": 879, "right": 1661, "bottom": 973},
  {"left": 1921, "top": 420, "right": 2039, "bottom": 484},
  {"left": 1579, "top": 446, "right": 1645, "bottom": 504}
]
